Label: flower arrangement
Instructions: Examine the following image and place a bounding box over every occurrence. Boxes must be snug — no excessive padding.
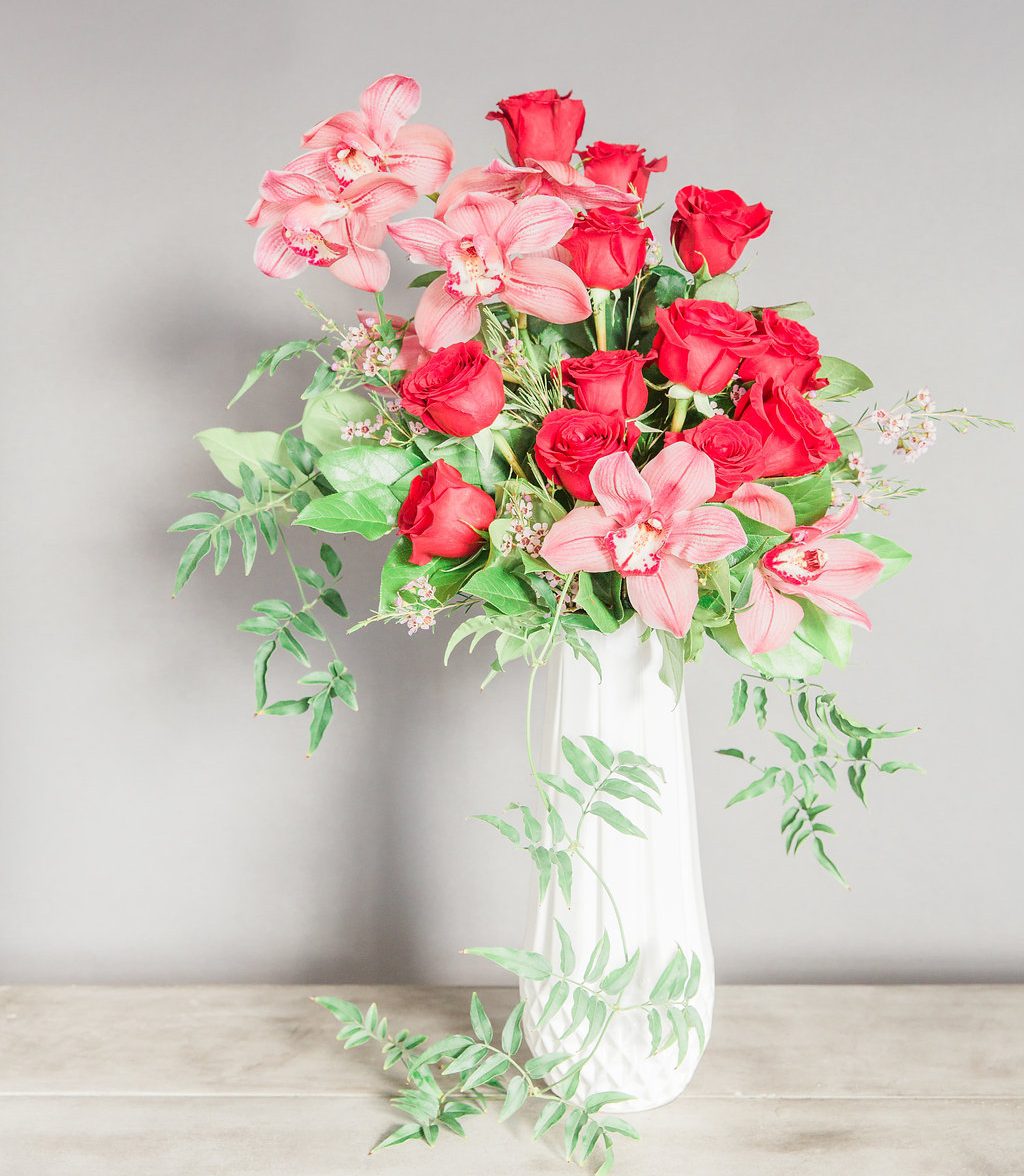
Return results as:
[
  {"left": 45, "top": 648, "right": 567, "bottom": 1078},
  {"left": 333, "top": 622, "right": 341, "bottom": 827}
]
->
[{"left": 171, "top": 75, "right": 1008, "bottom": 1168}]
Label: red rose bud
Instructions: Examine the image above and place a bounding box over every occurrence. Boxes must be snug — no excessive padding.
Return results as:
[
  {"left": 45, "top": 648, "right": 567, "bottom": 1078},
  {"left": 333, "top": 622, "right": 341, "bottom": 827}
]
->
[
  {"left": 671, "top": 186, "right": 772, "bottom": 276},
  {"left": 560, "top": 207, "right": 651, "bottom": 291},
  {"left": 535, "top": 408, "right": 640, "bottom": 501},
  {"left": 733, "top": 375, "right": 841, "bottom": 477},
  {"left": 675, "top": 416, "right": 766, "bottom": 500},
  {"left": 486, "top": 89, "right": 585, "bottom": 166},
  {"left": 399, "top": 341, "right": 505, "bottom": 437},
  {"left": 738, "top": 308, "right": 826, "bottom": 393},
  {"left": 653, "top": 299, "right": 764, "bottom": 395},
  {"left": 397, "top": 460, "right": 496, "bottom": 565},
  {"left": 559, "top": 349, "right": 655, "bottom": 418},
  {"left": 579, "top": 141, "right": 667, "bottom": 200}
]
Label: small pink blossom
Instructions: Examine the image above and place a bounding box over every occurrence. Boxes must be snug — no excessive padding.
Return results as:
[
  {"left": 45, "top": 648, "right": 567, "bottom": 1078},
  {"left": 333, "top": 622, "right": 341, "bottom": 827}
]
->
[
  {"left": 726, "top": 484, "right": 884, "bottom": 654},
  {"left": 541, "top": 443, "right": 746, "bottom": 637},
  {"left": 389, "top": 192, "right": 591, "bottom": 350}
]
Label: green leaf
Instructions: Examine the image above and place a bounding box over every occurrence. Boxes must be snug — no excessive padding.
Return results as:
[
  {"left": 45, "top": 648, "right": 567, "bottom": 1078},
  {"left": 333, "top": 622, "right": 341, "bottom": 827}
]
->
[
  {"left": 370, "top": 1123, "right": 423, "bottom": 1153},
  {"left": 295, "top": 489, "right": 395, "bottom": 540},
  {"left": 319, "top": 543, "right": 342, "bottom": 577},
  {"left": 537, "top": 980, "right": 569, "bottom": 1029},
  {"left": 575, "top": 572, "right": 621, "bottom": 634},
  {"left": 590, "top": 802, "right": 645, "bottom": 838},
  {"left": 499, "top": 1075, "right": 528, "bottom": 1121},
  {"left": 652, "top": 265, "right": 691, "bottom": 306},
  {"left": 174, "top": 532, "right": 211, "bottom": 594},
  {"left": 234, "top": 514, "right": 257, "bottom": 574},
  {"left": 601, "top": 778, "right": 660, "bottom": 810},
  {"left": 649, "top": 947, "right": 688, "bottom": 1004},
  {"left": 717, "top": 747, "right": 747, "bottom": 760},
  {"left": 252, "top": 640, "right": 274, "bottom": 710},
  {"left": 474, "top": 813, "right": 520, "bottom": 844},
  {"left": 190, "top": 490, "right": 239, "bottom": 511},
  {"left": 168, "top": 511, "right": 219, "bottom": 532},
  {"left": 555, "top": 920, "right": 575, "bottom": 975},
  {"left": 525, "top": 1051, "right": 571, "bottom": 1078},
  {"left": 196, "top": 428, "right": 295, "bottom": 490},
  {"left": 726, "top": 768, "right": 778, "bottom": 808},
  {"left": 767, "top": 300, "right": 814, "bottom": 321},
  {"left": 290, "top": 610, "right": 327, "bottom": 641},
  {"left": 307, "top": 690, "right": 333, "bottom": 753},
  {"left": 654, "top": 630, "right": 687, "bottom": 706},
  {"left": 279, "top": 628, "right": 309, "bottom": 665},
  {"left": 773, "top": 732, "right": 806, "bottom": 762},
  {"left": 583, "top": 932, "right": 610, "bottom": 983},
  {"left": 212, "top": 525, "right": 231, "bottom": 574},
  {"left": 463, "top": 565, "right": 535, "bottom": 616},
  {"left": 470, "top": 992, "right": 492, "bottom": 1044},
  {"left": 239, "top": 462, "right": 263, "bottom": 506},
  {"left": 263, "top": 698, "right": 310, "bottom": 716},
  {"left": 320, "top": 588, "right": 348, "bottom": 617},
  {"left": 501, "top": 1000, "right": 525, "bottom": 1056},
  {"left": 318, "top": 445, "right": 421, "bottom": 496},
  {"left": 561, "top": 738, "right": 600, "bottom": 785},
  {"left": 683, "top": 952, "right": 702, "bottom": 1000},
  {"left": 694, "top": 272, "right": 739, "bottom": 306},
  {"left": 729, "top": 678, "right": 749, "bottom": 725},
  {"left": 464, "top": 947, "right": 552, "bottom": 981},
  {"left": 763, "top": 471, "right": 832, "bottom": 526},
  {"left": 600, "top": 951, "right": 639, "bottom": 995},
  {"left": 817, "top": 355, "right": 873, "bottom": 399},
  {"left": 879, "top": 760, "right": 923, "bottom": 773},
  {"left": 379, "top": 536, "right": 472, "bottom": 611},
  {"left": 753, "top": 684, "right": 768, "bottom": 728},
  {"left": 533, "top": 1100, "right": 567, "bottom": 1139},
  {"left": 409, "top": 269, "right": 445, "bottom": 289},
  {"left": 257, "top": 509, "right": 279, "bottom": 553},
  {"left": 842, "top": 533, "right": 912, "bottom": 582},
  {"left": 797, "top": 600, "right": 852, "bottom": 667}
]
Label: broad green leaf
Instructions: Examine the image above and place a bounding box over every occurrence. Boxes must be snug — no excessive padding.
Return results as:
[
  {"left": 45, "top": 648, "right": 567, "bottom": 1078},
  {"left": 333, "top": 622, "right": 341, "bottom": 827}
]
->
[
  {"left": 379, "top": 536, "right": 473, "bottom": 611},
  {"left": 409, "top": 269, "right": 445, "bottom": 289},
  {"left": 196, "top": 428, "right": 294, "bottom": 490},
  {"left": 817, "top": 355, "right": 873, "bottom": 399},
  {"left": 318, "top": 445, "right": 421, "bottom": 495},
  {"left": 499, "top": 1075, "right": 528, "bottom": 1121},
  {"left": 463, "top": 564, "right": 535, "bottom": 615},
  {"left": 797, "top": 601, "right": 852, "bottom": 667},
  {"left": 694, "top": 272, "right": 739, "bottom": 306},
  {"left": 842, "top": 533, "right": 912, "bottom": 582},
  {"left": 299, "top": 385, "right": 377, "bottom": 453},
  {"left": 763, "top": 470, "right": 832, "bottom": 526},
  {"left": 295, "top": 489, "right": 396, "bottom": 540},
  {"left": 464, "top": 947, "right": 552, "bottom": 981},
  {"left": 767, "top": 300, "right": 814, "bottom": 320},
  {"left": 576, "top": 572, "right": 621, "bottom": 634}
]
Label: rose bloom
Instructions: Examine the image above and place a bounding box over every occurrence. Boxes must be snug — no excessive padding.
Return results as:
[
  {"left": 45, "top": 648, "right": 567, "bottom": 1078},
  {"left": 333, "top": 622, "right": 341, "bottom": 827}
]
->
[
  {"left": 486, "top": 89, "right": 585, "bottom": 166},
  {"left": 733, "top": 375, "right": 841, "bottom": 476},
  {"left": 400, "top": 341, "right": 505, "bottom": 437},
  {"left": 535, "top": 408, "right": 640, "bottom": 500},
  {"left": 559, "top": 349, "right": 655, "bottom": 418},
  {"left": 560, "top": 207, "right": 652, "bottom": 291},
  {"left": 673, "top": 416, "right": 766, "bottom": 500},
  {"left": 653, "top": 299, "right": 764, "bottom": 394},
  {"left": 671, "top": 186, "right": 772, "bottom": 276},
  {"left": 397, "top": 460, "right": 497, "bottom": 565},
  {"left": 579, "top": 141, "right": 667, "bottom": 200},
  {"left": 738, "top": 308, "right": 825, "bottom": 392}
]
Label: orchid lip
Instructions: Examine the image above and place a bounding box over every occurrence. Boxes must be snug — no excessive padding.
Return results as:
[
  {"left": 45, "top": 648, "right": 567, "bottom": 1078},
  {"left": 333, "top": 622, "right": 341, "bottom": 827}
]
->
[
  {"left": 282, "top": 226, "right": 347, "bottom": 266},
  {"left": 605, "top": 516, "right": 666, "bottom": 577},
  {"left": 764, "top": 541, "right": 828, "bottom": 586}
]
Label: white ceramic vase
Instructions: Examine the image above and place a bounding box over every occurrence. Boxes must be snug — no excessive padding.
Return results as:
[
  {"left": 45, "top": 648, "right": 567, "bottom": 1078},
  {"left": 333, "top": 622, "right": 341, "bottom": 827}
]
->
[{"left": 520, "top": 622, "right": 714, "bottom": 1112}]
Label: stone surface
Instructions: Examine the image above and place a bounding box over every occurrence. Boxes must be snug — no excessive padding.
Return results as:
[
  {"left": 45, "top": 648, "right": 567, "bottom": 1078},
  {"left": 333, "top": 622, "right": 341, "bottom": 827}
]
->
[{"left": 1, "top": 985, "right": 1021, "bottom": 1173}]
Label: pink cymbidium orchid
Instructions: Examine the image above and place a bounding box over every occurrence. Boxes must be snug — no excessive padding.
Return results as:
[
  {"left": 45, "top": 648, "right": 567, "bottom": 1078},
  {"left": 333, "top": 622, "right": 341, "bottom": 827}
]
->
[
  {"left": 301, "top": 74, "right": 454, "bottom": 196},
  {"left": 246, "top": 166, "right": 416, "bottom": 292},
  {"left": 388, "top": 192, "right": 591, "bottom": 350},
  {"left": 541, "top": 443, "right": 747, "bottom": 638},
  {"left": 727, "top": 483, "right": 884, "bottom": 654},
  {"left": 435, "top": 158, "right": 639, "bottom": 218}
]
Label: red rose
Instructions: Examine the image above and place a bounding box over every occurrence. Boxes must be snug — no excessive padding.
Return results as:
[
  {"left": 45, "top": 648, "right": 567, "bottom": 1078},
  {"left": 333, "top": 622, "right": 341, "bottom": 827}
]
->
[
  {"left": 399, "top": 341, "right": 505, "bottom": 437},
  {"left": 560, "top": 207, "right": 651, "bottom": 291},
  {"left": 737, "top": 308, "right": 825, "bottom": 392},
  {"left": 486, "top": 89, "right": 585, "bottom": 166},
  {"left": 671, "top": 186, "right": 772, "bottom": 276},
  {"left": 733, "top": 376, "right": 841, "bottom": 476},
  {"left": 579, "top": 141, "right": 667, "bottom": 200},
  {"left": 397, "top": 460, "right": 496, "bottom": 565},
  {"left": 559, "top": 349, "right": 655, "bottom": 418},
  {"left": 653, "top": 299, "right": 764, "bottom": 394},
  {"left": 674, "top": 416, "right": 765, "bottom": 500},
  {"left": 535, "top": 409, "right": 640, "bottom": 501}
]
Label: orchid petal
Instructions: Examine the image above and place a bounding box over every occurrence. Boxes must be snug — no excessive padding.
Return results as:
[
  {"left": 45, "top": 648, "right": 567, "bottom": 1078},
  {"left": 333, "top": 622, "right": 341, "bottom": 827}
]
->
[
  {"left": 736, "top": 567, "right": 804, "bottom": 654},
  {"left": 360, "top": 74, "right": 421, "bottom": 145},
  {"left": 329, "top": 245, "right": 390, "bottom": 293},
  {"left": 302, "top": 111, "right": 373, "bottom": 151},
  {"left": 389, "top": 124, "right": 455, "bottom": 194},
  {"left": 812, "top": 494, "right": 860, "bottom": 539},
  {"left": 254, "top": 226, "right": 305, "bottom": 279},
  {"left": 811, "top": 538, "right": 884, "bottom": 599},
  {"left": 388, "top": 216, "right": 458, "bottom": 266},
  {"left": 503, "top": 256, "right": 591, "bottom": 323},
  {"left": 532, "top": 160, "right": 640, "bottom": 210},
  {"left": 344, "top": 176, "right": 418, "bottom": 224},
  {"left": 667, "top": 506, "right": 747, "bottom": 565},
  {"left": 797, "top": 589, "right": 872, "bottom": 630},
  {"left": 444, "top": 192, "right": 516, "bottom": 238},
  {"left": 540, "top": 506, "right": 616, "bottom": 573},
  {"left": 258, "top": 169, "right": 324, "bottom": 204},
  {"left": 727, "top": 482, "right": 797, "bottom": 532},
  {"left": 641, "top": 440, "right": 716, "bottom": 515},
  {"left": 412, "top": 277, "right": 482, "bottom": 350},
  {"left": 588, "top": 452, "right": 652, "bottom": 526},
  {"left": 497, "top": 195, "right": 576, "bottom": 254},
  {"left": 626, "top": 556, "right": 699, "bottom": 638},
  {"left": 281, "top": 150, "right": 340, "bottom": 187},
  {"left": 435, "top": 163, "right": 534, "bottom": 217}
]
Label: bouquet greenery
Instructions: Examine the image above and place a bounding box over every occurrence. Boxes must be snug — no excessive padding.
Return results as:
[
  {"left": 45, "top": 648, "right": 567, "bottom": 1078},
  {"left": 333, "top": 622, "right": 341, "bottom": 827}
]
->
[{"left": 171, "top": 75, "right": 1008, "bottom": 1169}]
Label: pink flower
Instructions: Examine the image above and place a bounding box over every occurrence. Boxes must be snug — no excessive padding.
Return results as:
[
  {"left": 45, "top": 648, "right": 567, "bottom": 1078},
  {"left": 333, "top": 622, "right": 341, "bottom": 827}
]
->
[
  {"left": 246, "top": 161, "right": 416, "bottom": 292},
  {"left": 301, "top": 74, "right": 454, "bottom": 196},
  {"left": 726, "top": 484, "right": 884, "bottom": 654},
  {"left": 389, "top": 192, "right": 591, "bottom": 351},
  {"left": 541, "top": 443, "right": 746, "bottom": 638},
  {"left": 435, "top": 158, "right": 638, "bottom": 218}
]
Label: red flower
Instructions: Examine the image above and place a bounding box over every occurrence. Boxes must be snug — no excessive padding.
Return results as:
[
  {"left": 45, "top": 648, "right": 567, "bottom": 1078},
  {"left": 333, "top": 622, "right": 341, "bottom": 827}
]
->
[
  {"left": 399, "top": 341, "right": 505, "bottom": 437},
  {"left": 653, "top": 299, "right": 764, "bottom": 395},
  {"left": 733, "top": 376, "right": 840, "bottom": 476},
  {"left": 559, "top": 349, "right": 654, "bottom": 418},
  {"left": 671, "top": 186, "right": 772, "bottom": 276},
  {"left": 397, "top": 460, "right": 496, "bottom": 565},
  {"left": 738, "top": 308, "right": 826, "bottom": 393},
  {"left": 674, "top": 416, "right": 765, "bottom": 500},
  {"left": 486, "top": 89, "right": 585, "bottom": 166},
  {"left": 535, "top": 409, "right": 640, "bottom": 500},
  {"left": 579, "top": 141, "right": 667, "bottom": 200},
  {"left": 560, "top": 207, "right": 651, "bottom": 291}
]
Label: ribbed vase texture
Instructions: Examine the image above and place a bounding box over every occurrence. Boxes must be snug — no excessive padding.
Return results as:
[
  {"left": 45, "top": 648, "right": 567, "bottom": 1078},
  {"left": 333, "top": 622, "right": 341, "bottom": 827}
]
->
[{"left": 521, "top": 624, "right": 714, "bottom": 1111}]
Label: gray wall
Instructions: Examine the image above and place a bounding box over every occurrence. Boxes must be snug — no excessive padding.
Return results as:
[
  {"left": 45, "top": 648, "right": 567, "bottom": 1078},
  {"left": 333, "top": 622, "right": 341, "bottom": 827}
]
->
[{"left": 2, "top": 0, "right": 1021, "bottom": 985}]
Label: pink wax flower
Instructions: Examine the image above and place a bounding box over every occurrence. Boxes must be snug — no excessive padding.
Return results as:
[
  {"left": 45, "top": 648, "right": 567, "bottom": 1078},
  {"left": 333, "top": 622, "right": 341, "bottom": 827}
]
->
[
  {"left": 389, "top": 192, "right": 591, "bottom": 351},
  {"left": 301, "top": 74, "right": 454, "bottom": 196},
  {"left": 726, "top": 484, "right": 884, "bottom": 654},
  {"left": 541, "top": 443, "right": 746, "bottom": 638}
]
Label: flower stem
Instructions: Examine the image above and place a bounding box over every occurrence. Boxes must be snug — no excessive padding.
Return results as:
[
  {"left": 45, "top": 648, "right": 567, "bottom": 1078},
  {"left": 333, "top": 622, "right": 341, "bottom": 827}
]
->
[
  {"left": 668, "top": 386, "right": 693, "bottom": 432},
  {"left": 493, "top": 432, "right": 528, "bottom": 480},
  {"left": 591, "top": 289, "right": 610, "bottom": 351}
]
